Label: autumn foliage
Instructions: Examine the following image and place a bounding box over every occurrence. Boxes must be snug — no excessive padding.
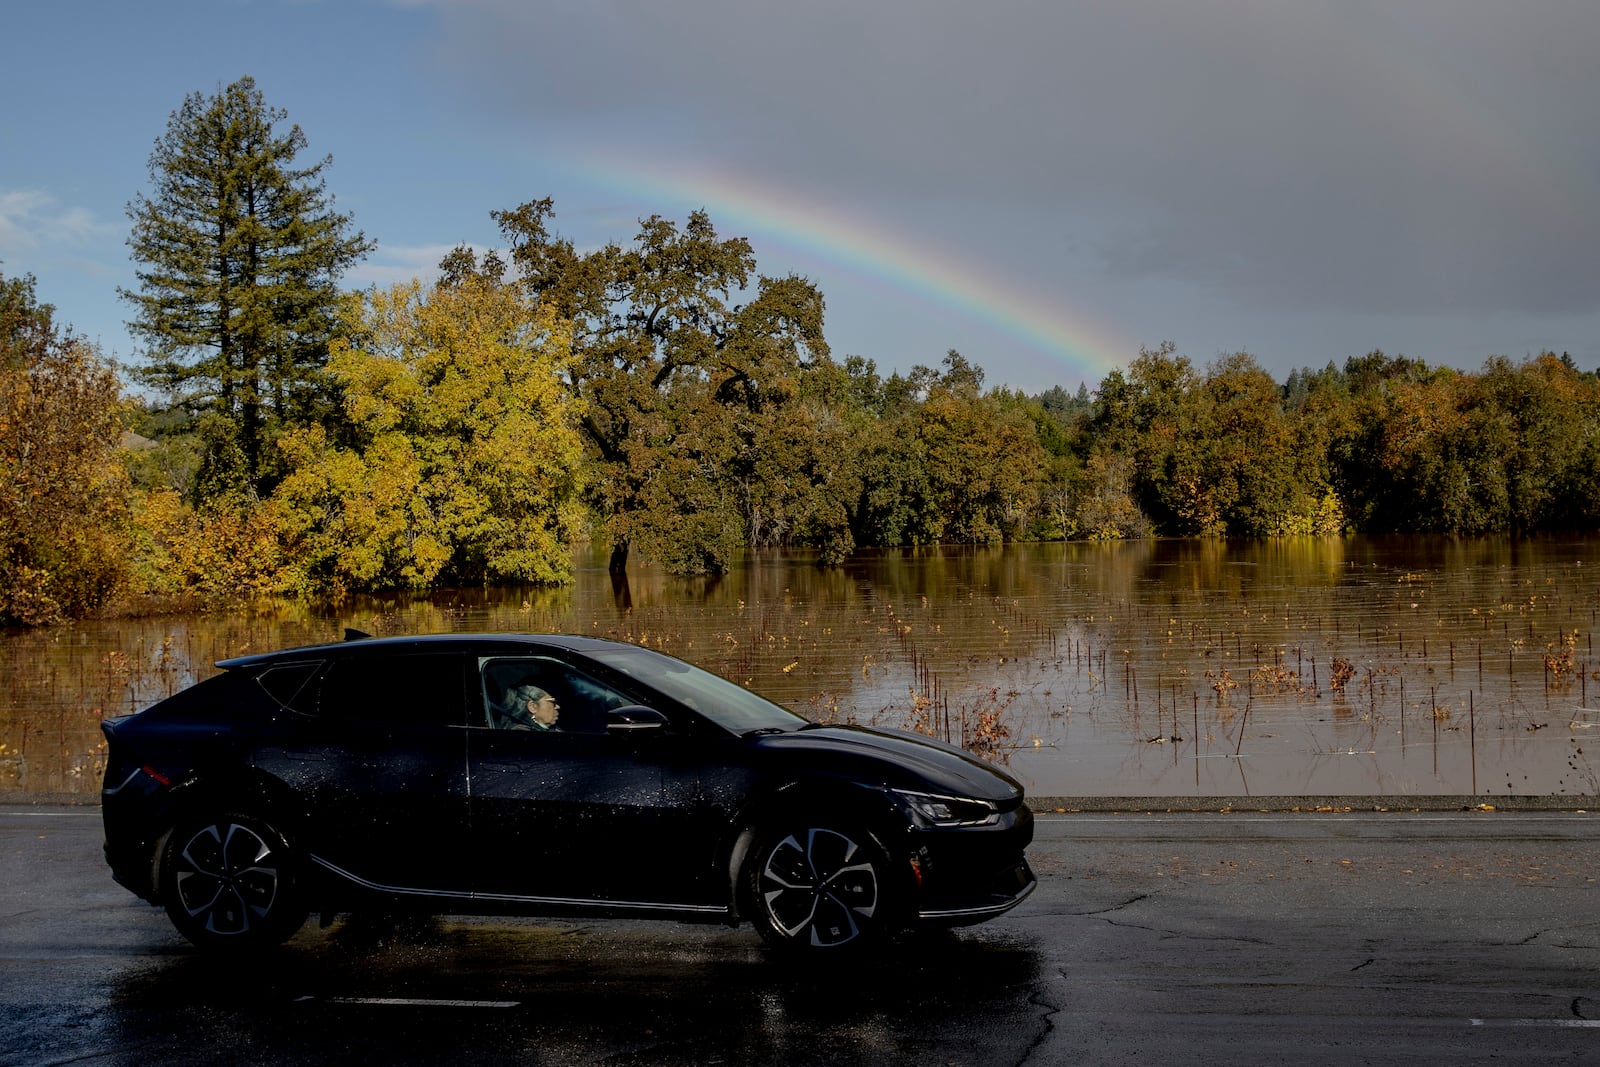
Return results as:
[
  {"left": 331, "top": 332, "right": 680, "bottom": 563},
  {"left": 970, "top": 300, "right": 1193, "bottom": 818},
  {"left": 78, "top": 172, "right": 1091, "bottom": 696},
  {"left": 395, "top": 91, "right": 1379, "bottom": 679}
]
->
[
  {"left": 6, "top": 224, "right": 1600, "bottom": 627},
  {"left": 1, "top": 275, "right": 132, "bottom": 624}
]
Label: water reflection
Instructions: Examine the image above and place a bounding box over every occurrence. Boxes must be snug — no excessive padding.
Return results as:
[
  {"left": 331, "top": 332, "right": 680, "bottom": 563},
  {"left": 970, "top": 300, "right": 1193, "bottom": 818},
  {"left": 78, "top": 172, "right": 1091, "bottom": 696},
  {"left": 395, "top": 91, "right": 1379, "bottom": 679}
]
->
[
  {"left": 3, "top": 536, "right": 1597, "bottom": 797},
  {"left": 97, "top": 922, "right": 1043, "bottom": 1066}
]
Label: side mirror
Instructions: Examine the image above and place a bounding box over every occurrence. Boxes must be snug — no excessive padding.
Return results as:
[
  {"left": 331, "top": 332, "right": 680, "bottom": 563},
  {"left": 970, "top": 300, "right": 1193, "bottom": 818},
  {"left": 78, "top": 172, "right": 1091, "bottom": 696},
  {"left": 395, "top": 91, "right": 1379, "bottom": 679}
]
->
[{"left": 606, "top": 705, "right": 669, "bottom": 733}]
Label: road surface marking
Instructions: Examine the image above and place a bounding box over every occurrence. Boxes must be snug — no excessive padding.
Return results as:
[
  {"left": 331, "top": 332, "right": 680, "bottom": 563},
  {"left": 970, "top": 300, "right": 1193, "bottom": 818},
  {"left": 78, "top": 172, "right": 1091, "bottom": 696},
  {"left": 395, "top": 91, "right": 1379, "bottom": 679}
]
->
[{"left": 297, "top": 996, "right": 520, "bottom": 1008}]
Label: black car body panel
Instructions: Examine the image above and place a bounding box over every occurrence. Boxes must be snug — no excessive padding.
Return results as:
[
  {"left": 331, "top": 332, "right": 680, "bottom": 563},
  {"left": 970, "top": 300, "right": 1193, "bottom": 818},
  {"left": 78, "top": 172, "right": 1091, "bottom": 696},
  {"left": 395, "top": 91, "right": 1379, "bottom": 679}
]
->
[
  {"left": 749, "top": 724, "right": 1026, "bottom": 801},
  {"left": 101, "top": 633, "right": 1035, "bottom": 950}
]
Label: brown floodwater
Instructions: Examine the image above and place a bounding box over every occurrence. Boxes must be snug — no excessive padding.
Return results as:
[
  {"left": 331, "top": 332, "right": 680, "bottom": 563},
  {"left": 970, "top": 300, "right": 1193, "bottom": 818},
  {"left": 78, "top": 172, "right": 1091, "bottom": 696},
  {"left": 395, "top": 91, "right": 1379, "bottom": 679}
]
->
[{"left": 3, "top": 537, "right": 1597, "bottom": 798}]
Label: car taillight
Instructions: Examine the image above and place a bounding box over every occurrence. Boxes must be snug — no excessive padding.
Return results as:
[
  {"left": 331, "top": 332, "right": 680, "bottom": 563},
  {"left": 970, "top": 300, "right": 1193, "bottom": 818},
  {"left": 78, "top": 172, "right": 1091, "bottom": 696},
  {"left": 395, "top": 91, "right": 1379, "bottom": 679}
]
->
[{"left": 142, "top": 765, "right": 172, "bottom": 786}]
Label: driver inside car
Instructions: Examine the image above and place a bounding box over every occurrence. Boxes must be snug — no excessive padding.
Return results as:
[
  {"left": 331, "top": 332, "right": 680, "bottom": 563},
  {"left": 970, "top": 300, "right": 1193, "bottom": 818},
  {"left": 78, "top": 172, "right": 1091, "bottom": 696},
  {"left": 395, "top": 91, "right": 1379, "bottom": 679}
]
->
[{"left": 496, "top": 682, "right": 561, "bottom": 731}]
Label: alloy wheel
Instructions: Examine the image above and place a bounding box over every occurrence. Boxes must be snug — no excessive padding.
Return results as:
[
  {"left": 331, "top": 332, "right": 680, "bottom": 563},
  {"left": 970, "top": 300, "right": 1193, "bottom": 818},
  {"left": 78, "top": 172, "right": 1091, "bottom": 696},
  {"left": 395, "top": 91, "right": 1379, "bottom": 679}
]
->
[
  {"left": 758, "top": 827, "right": 880, "bottom": 948},
  {"left": 173, "top": 820, "right": 282, "bottom": 936}
]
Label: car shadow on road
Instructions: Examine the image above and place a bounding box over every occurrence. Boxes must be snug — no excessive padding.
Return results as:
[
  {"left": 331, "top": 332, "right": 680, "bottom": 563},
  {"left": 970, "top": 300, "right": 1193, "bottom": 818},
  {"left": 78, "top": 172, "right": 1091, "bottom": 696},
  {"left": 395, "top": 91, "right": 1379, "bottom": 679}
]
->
[{"left": 106, "top": 919, "right": 1047, "bottom": 1065}]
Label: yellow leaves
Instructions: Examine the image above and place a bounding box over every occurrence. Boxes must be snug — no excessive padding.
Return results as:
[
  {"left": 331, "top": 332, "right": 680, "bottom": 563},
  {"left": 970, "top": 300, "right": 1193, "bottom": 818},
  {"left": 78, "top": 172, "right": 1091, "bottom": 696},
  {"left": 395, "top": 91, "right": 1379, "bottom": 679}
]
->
[
  {"left": 130, "top": 486, "right": 186, "bottom": 540},
  {"left": 135, "top": 495, "right": 290, "bottom": 599},
  {"left": 0, "top": 315, "right": 132, "bottom": 623},
  {"left": 269, "top": 275, "right": 587, "bottom": 593},
  {"left": 334, "top": 277, "right": 579, "bottom": 439},
  {"left": 402, "top": 532, "right": 452, "bottom": 587}
]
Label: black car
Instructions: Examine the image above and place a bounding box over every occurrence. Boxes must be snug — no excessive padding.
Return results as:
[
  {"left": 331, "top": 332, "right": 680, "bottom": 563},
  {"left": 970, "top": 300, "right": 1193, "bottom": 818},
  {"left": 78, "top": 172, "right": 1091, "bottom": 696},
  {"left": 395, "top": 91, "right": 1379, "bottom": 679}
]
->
[{"left": 101, "top": 632, "right": 1035, "bottom": 953}]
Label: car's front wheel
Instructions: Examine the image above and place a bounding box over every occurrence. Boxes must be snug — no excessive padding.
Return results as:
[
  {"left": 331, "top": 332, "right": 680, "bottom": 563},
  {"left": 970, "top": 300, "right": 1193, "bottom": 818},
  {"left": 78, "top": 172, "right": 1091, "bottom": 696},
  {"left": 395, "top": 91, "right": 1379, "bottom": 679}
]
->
[
  {"left": 745, "top": 822, "right": 894, "bottom": 952},
  {"left": 161, "top": 812, "right": 306, "bottom": 951}
]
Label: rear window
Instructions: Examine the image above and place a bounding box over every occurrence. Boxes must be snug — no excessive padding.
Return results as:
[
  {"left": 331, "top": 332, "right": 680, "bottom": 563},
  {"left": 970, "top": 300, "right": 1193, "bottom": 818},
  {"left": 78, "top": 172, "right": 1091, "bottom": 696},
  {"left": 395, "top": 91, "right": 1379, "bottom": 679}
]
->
[
  {"left": 296, "top": 653, "right": 469, "bottom": 727},
  {"left": 255, "top": 662, "right": 321, "bottom": 711},
  {"left": 146, "top": 669, "right": 266, "bottom": 719}
]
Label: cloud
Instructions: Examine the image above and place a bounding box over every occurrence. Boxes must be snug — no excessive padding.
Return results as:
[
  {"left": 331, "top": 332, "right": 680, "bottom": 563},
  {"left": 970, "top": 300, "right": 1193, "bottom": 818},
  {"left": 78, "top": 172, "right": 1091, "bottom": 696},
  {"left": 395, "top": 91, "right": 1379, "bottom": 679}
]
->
[
  {"left": 345, "top": 243, "right": 506, "bottom": 287},
  {"left": 429, "top": 0, "right": 1600, "bottom": 318},
  {"left": 0, "top": 189, "right": 116, "bottom": 253}
]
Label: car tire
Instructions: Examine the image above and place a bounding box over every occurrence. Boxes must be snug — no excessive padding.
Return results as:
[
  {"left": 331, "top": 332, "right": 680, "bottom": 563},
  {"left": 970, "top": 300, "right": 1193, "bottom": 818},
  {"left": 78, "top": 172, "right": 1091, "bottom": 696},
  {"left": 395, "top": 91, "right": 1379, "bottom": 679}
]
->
[
  {"left": 161, "top": 811, "right": 307, "bottom": 951},
  {"left": 745, "top": 821, "right": 894, "bottom": 952}
]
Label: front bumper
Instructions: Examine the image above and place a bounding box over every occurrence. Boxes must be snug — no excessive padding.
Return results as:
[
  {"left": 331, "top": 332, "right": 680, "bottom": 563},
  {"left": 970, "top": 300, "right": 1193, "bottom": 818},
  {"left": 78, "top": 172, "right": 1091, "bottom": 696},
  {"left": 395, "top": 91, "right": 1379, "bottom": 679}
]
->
[
  {"left": 916, "top": 855, "right": 1036, "bottom": 925},
  {"left": 905, "top": 801, "right": 1036, "bottom": 927}
]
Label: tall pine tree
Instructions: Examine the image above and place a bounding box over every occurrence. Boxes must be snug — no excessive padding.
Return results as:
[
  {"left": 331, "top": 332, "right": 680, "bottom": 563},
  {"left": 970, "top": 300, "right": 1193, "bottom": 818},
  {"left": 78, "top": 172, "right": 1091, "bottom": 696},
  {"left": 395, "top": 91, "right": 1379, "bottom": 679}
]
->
[{"left": 122, "top": 76, "right": 372, "bottom": 498}]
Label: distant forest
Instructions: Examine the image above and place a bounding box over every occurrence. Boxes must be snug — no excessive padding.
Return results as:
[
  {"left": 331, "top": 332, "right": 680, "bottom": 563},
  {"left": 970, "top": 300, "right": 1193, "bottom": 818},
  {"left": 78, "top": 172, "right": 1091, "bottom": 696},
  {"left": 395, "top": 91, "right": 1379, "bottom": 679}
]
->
[
  {"left": 7, "top": 257, "right": 1598, "bottom": 628},
  {"left": 3, "top": 78, "right": 1598, "bottom": 625}
]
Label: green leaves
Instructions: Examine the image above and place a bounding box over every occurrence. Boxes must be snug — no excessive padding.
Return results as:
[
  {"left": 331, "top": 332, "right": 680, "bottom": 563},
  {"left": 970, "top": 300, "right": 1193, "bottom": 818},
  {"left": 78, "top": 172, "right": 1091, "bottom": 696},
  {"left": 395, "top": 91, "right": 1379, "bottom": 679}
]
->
[
  {"left": 122, "top": 76, "right": 372, "bottom": 493},
  {"left": 493, "top": 201, "right": 822, "bottom": 574}
]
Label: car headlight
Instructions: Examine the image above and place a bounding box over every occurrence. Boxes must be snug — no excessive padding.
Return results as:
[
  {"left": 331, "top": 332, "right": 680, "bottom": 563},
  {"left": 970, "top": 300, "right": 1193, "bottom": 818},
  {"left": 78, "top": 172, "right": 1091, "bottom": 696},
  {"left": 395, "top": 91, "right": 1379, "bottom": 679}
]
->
[{"left": 891, "top": 789, "right": 999, "bottom": 828}]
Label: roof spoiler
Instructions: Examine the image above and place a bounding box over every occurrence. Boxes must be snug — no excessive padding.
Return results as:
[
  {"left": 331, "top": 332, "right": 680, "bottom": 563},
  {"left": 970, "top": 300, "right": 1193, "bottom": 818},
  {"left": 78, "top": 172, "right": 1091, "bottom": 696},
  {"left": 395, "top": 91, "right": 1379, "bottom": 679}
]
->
[{"left": 344, "top": 628, "right": 373, "bottom": 642}]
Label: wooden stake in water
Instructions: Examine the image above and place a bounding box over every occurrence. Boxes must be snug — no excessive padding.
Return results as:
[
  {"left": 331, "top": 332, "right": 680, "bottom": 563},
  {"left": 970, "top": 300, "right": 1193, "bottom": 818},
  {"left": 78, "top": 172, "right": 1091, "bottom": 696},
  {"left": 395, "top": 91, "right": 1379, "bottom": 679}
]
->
[{"left": 1469, "top": 689, "right": 1477, "bottom": 795}]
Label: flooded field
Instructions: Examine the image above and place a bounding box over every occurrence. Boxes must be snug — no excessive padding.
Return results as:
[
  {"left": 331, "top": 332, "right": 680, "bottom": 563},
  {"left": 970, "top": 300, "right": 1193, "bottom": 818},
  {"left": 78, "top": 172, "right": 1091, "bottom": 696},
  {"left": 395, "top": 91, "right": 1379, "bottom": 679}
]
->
[{"left": 3, "top": 536, "right": 1597, "bottom": 798}]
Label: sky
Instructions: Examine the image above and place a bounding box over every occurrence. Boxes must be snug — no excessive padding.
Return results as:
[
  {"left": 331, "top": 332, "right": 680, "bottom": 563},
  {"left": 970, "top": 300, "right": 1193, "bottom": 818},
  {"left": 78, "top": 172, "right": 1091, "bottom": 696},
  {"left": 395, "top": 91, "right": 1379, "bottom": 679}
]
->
[{"left": 3, "top": 0, "right": 1598, "bottom": 394}]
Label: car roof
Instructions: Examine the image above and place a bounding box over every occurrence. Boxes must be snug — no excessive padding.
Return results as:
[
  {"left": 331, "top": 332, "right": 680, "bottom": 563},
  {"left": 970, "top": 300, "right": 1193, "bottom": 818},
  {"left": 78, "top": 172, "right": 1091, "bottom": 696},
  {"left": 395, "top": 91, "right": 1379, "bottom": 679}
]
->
[{"left": 216, "top": 632, "right": 619, "bottom": 670}]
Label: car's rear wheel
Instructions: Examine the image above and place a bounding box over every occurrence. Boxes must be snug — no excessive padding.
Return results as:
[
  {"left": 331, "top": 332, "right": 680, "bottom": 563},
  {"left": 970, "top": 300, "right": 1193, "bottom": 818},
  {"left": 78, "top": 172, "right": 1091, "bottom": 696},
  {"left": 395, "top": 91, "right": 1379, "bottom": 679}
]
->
[
  {"left": 745, "top": 822, "right": 893, "bottom": 952},
  {"left": 161, "top": 812, "right": 306, "bottom": 951}
]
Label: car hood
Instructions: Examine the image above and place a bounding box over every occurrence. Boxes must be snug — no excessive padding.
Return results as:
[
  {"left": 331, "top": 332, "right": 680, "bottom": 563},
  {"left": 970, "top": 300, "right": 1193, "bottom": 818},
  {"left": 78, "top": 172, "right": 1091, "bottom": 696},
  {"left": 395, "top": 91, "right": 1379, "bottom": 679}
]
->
[{"left": 754, "top": 724, "right": 1025, "bottom": 805}]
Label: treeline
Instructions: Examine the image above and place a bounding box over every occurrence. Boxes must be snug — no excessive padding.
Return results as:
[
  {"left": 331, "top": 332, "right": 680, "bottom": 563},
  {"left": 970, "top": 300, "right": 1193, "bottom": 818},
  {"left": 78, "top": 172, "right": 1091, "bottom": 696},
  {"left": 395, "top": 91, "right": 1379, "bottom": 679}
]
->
[
  {"left": 4, "top": 78, "right": 1599, "bottom": 626},
  {"left": 1060, "top": 344, "right": 1600, "bottom": 539},
  {"left": 8, "top": 253, "right": 1599, "bottom": 627}
]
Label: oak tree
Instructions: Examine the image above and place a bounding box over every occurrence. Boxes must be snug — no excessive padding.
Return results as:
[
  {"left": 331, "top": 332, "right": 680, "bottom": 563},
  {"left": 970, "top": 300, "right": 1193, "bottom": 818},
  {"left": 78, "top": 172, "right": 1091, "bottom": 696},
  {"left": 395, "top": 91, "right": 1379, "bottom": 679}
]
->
[{"left": 491, "top": 200, "right": 829, "bottom": 573}]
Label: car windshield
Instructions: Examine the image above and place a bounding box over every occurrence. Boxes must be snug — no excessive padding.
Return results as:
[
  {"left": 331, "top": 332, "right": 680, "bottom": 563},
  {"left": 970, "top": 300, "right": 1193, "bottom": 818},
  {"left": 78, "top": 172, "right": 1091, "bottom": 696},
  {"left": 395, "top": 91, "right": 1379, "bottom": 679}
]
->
[{"left": 584, "top": 644, "right": 807, "bottom": 734}]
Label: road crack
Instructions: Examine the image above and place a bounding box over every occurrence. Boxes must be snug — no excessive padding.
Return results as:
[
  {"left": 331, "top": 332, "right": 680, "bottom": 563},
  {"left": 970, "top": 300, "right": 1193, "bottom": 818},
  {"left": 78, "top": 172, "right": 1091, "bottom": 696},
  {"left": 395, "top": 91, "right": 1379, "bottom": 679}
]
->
[
  {"left": 1075, "top": 893, "right": 1151, "bottom": 916},
  {"left": 1014, "top": 968, "right": 1067, "bottom": 1067},
  {"left": 1100, "top": 917, "right": 1271, "bottom": 945}
]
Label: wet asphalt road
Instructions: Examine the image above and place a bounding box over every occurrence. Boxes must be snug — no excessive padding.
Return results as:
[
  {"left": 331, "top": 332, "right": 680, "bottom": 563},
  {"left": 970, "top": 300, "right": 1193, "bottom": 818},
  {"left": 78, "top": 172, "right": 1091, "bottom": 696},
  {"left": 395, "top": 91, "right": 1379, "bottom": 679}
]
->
[{"left": 2, "top": 805, "right": 1597, "bottom": 1066}]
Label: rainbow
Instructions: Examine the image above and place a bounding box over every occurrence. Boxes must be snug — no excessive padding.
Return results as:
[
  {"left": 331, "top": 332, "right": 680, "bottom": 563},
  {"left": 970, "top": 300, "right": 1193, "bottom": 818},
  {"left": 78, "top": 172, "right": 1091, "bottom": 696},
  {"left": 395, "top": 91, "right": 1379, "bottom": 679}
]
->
[{"left": 574, "top": 157, "right": 1131, "bottom": 383}]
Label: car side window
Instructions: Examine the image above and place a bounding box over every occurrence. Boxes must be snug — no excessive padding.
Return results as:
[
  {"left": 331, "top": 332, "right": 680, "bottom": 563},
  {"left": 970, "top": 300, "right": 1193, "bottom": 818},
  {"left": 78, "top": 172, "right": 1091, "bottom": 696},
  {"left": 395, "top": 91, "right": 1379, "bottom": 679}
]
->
[
  {"left": 306, "top": 653, "right": 469, "bottom": 727},
  {"left": 256, "top": 662, "right": 321, "bottom": 711},
  {"left": 478, "top": 657, "right": 633, "bottom": 736}
]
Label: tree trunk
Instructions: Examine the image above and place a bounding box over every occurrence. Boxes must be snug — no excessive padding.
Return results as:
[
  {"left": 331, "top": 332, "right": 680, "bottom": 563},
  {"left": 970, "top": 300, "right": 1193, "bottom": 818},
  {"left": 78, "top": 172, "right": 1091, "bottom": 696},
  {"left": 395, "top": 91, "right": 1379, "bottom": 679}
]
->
[
  {"left": 608, "top": 540, "right": 630, "bottom": 575},
  {"left": 609, "top": 569, "right": 633, "bottom": 611}
]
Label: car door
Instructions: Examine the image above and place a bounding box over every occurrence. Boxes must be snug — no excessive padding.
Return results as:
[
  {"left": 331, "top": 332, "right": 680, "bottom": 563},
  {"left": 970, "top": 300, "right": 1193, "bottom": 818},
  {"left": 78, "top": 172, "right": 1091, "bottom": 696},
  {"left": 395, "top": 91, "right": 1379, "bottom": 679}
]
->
[
  {"left": 468, "top": 654, "right": 713, "bottom": 908},
  {"left": 252, "top": 649, "right": 473, "bottom": 895}
]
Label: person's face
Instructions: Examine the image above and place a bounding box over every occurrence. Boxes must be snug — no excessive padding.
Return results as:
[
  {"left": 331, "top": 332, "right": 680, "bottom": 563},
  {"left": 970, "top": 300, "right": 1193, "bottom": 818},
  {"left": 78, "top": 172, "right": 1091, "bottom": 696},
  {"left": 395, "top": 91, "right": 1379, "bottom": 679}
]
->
[{"left": 527, "top": 692, "right": 560, "bottom": 726}]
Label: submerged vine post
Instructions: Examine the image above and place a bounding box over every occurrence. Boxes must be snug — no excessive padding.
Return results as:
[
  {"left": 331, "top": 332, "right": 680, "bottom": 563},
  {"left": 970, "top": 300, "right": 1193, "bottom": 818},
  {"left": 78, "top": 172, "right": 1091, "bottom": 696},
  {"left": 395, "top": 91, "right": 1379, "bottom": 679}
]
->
[{"left": 1469, "top": 689, "right": 1477, "bottom": 795}]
